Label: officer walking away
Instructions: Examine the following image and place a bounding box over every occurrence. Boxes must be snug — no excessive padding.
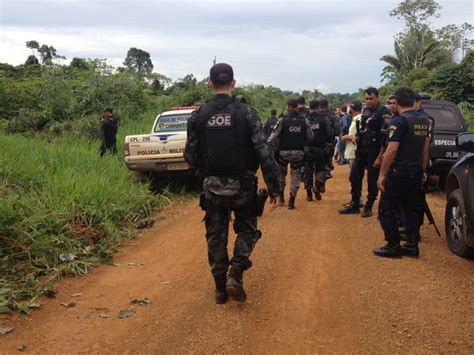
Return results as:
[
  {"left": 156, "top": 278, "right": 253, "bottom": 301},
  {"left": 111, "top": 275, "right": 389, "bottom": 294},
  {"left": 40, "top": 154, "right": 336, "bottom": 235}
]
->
[
  {"left": 269, "top": 98, "right": 313, "bottom": 209},
  {"left": 99, "top": 107, "right": 118, "bottom": 157},
  {"left": 320, "top": 99, "right": 340, "bottom": 179},
  {"left": 373, "top": 87, "right": 430, "bottom": 258},
  {"left": 184, "top": 63, "right": 280, "bottom": 304},
  {"left": 264, "top": 109, "right": 279, "bottom": 139},
  {"left": 339, "top": 87, "right": 390, "bottom": 217},
  {"left": 304, "top": 100, "right": 332, "bottom": 201}
]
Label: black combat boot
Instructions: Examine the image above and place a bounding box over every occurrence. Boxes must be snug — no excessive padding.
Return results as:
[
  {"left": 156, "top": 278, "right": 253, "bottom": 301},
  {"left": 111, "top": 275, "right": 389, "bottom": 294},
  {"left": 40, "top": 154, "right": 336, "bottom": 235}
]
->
[
  {"left": 401, "top": 234, "right": 419, "bottom": 258},
  {"left": 279, "top": 191, "right": 285, "bottom": 205},
  {"left": 373, "top": 242, "right": 402, "bottom": 258},
  {"left": 319, "top": 183, "right": 326, "bottom": 194},
  {"left": 226, "top": 267, "right": 246, "bottom": 302},
  {"left": 214, "top": 275, "right": 228, "bottom": 304},
  {"left": 288, "top": 195, "right": 296, "bottom": 210},
  {"left": 312, "top": 186, "right": 321, "bottom": 201},
  {"left": 361, "top": 200, "right": 375, "bottom": 218},
  {"left": 338, "top": 202, "right": 360, "bottom": 214},
  {"left": 306, "top": 189, "right": 313, "bottom": 201}
]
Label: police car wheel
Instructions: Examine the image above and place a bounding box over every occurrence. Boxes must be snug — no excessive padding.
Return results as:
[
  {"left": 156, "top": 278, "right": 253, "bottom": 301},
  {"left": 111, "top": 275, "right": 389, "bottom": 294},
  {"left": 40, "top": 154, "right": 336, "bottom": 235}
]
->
[{"left": 445, "top": 189, "right": 474, "bottom": 258}]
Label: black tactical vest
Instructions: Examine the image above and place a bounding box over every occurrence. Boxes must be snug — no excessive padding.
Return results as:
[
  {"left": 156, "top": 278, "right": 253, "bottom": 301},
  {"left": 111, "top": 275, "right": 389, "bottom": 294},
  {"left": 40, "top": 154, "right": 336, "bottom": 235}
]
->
[
  {"left": 394, "top": 110, "right": 430, "bottom": 164},
  {"left": 279, "top": 111, "right": 306, "bottom": 151},
  {"left": 360, "top": 104, "right": 389, "bottom": 148},
  {"left": 307, "top": 112, "right": 328, "bottom": 148},
  {"left": 195, "top": 96, "right": 259, "bottom": 177}
]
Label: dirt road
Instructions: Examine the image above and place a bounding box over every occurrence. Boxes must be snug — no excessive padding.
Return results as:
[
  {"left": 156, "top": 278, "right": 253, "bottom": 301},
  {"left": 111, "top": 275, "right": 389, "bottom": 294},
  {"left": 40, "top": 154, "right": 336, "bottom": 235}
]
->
[{"left": 1, "top": 165, "right": 474, "bottom": 353}]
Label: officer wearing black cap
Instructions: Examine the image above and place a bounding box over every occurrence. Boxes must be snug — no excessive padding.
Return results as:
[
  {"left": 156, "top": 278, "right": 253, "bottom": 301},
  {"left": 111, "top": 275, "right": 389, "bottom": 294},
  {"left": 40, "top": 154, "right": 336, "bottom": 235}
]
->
[
  {"left": 373, "top": 87, "right": 430, "bottom": 258},
  {"left": 268, "top": 98, "right": 313, "bottom": 209},
  {"left": 339, "top": 87, "right": 390, "bottom": 217},
  {"left": 296, "top": 96, "right": 310, "bottom": 118},
  {"left": 184, "top": 63, "right": 280, "bottom": 304},
  {"left": 99, "top": 107, "right": 118, "bottom": 156},
  {"left": 304, "top": 100, "right": 332, "bottom": 201}
]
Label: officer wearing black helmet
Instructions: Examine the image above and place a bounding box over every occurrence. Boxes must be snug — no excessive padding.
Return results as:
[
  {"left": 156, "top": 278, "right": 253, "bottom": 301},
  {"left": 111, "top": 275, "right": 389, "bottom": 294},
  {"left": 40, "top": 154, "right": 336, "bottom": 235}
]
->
[
  {"left": 268, "top": 98, "right": 313, "bottom": 210},
  {"left": 184, "top": 63, "right": 280, "bottom": 304},
  {"left": 373, "top": 87, "right": 430, "bottom": 258}
]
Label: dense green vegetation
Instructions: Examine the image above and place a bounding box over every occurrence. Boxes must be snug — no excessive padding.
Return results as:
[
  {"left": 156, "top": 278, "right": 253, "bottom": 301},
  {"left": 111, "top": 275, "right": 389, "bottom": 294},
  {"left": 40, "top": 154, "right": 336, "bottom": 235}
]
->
[{"left": 0, "top": 0, "right": 472, "bottom": 313}]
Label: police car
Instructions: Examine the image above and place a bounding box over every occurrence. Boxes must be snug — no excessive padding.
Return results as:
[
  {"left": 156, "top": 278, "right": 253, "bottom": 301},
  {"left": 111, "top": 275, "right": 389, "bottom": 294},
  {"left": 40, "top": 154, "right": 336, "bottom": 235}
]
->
[
  {"left": 124, "top": 106, "right": 198, "bottom": 177},
  {"left": 445, "top": 132, "right": 474, "bottom": 258},
  {"left": 420, "top": 98, "right": 467, "bottom": 186}
]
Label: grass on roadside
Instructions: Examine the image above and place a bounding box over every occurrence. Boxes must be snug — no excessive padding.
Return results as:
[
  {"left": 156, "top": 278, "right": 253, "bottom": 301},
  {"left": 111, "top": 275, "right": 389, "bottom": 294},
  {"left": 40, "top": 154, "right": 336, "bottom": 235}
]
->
[{"left": 0, "top": 130, "right": 172, "bottom": 313}]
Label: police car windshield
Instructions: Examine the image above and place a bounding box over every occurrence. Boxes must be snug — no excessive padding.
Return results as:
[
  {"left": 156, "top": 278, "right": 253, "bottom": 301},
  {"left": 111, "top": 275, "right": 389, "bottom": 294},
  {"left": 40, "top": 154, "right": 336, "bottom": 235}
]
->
[{"left": 154, "top": 114, "right": 190, "bottom": 132}]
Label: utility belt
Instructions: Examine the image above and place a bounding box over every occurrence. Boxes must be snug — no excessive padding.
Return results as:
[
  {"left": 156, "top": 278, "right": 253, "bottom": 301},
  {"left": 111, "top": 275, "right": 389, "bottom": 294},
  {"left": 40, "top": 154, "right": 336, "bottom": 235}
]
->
[
  {"left": 388, "top": 161, "right": 422, "bottom": 177},
  {"left": 199, "top": 174, "right": 268, "bottom": 217}
]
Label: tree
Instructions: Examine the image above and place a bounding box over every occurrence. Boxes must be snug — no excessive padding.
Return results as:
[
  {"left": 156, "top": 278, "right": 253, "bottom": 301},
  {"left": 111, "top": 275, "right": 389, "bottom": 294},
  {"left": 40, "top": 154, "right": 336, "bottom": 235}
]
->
[
  {"left": 437, "top": 23, "right": 474, "bottom": 60},
  {"left": 24, "top": 55, "right": 39, "bottom": 66},
  {"left": 123, "top": 48, "right": 153, "bottom": 74},
  {"left": 26, "top": 40, "right": 39, "bottom": 56},
  {"left": 70, "top": 57, "right": 89, "bottom": 70},
  {"left": 389, "top": 0, "right": 441, "bottom": 29}
]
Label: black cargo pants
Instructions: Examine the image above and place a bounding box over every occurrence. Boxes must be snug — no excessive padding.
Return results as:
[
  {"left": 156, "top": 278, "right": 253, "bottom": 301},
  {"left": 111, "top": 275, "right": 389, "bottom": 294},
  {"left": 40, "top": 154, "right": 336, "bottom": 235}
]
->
[
  {"left": 349, "top": 148, "right": 380, "bottom": 205},
  {"left": 378, "top": 165, "right": 424, "bottom": 244}
]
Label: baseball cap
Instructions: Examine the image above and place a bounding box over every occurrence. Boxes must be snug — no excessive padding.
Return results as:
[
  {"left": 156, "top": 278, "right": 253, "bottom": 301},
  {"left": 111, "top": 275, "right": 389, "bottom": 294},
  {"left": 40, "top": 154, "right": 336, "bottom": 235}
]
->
[
  {"left": 287, "top": 98, "right": 297, "bottom": 108},
  {"left": 210, "top": 63, "right": 234, "bottom": 85},
  {"left": 349, "top": 100, "right": 362, "bottom": 112}
]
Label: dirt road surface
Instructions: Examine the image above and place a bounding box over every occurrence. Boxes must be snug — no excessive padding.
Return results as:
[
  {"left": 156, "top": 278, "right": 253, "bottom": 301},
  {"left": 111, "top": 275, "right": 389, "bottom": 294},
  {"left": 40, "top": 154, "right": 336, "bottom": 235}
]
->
[{"left": 1, "top": 165, "right": 474, "bottom": 353}]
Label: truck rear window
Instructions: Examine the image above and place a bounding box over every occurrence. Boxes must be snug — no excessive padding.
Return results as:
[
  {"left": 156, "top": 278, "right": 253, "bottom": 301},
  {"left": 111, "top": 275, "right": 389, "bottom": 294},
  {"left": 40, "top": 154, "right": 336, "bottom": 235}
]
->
[
  {"left": 423, "top": 107, "right": 463, "bottom": 131},
  {"left": 154, "top": 114, "right": 191, "bottom": 132}
]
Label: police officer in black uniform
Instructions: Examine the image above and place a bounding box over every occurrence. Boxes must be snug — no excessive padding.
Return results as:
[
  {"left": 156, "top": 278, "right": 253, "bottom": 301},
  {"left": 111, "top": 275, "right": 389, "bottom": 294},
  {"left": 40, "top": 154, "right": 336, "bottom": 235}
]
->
[
  {"left": 304, "top": 100, "right": 331, "bottom": 201},
  {"left": 296, "top": 96, "right": 310, "bottom": 118},
  {"left": 264, "top": 109, "right": 279, "bottom": 138},
  {"left": 319, "top": 99, "right": 340, "bottom": 179},
  {"left": 339, "top": 87, "right": 390, "bottom": 217},
  {"left": 184, "top": 63, "right": 280, "bottom": 304},
  {"left": 373, "top": 87, "right": 431, "bottom": 258},
  {"left": 99, "top": 107, "right": 118, "bottom": 156}
]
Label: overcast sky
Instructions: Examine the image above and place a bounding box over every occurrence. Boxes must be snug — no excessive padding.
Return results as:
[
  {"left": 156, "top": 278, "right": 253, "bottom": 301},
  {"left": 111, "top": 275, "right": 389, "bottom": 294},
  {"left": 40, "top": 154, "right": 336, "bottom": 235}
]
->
[{"left": 0, "top": 0, "right": 472, "bottom": 93}]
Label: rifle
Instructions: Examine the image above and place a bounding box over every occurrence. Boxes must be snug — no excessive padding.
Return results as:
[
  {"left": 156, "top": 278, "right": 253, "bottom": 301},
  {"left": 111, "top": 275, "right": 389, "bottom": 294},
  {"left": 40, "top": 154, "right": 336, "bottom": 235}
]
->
[{"left": 421, "top": 185, "right": 441, "bottom": 237}]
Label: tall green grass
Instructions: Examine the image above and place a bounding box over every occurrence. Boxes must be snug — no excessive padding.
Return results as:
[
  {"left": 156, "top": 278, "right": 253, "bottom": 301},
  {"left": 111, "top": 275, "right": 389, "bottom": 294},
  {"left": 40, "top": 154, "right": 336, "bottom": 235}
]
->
[{"left": 0, "top": 129, "right": 171, "bottom": 313}]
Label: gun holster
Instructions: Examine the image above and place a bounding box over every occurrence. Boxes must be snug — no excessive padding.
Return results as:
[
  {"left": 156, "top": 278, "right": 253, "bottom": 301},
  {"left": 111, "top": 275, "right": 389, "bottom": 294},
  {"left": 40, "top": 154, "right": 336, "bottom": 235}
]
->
[{"left": 256, "top": 189, "right": 269, "bottom": 217}]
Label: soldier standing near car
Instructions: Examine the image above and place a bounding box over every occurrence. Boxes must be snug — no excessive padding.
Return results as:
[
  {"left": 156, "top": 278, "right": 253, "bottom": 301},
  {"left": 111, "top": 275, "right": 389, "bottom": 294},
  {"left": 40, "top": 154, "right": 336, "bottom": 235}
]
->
[
  {"left": 339, "top": 87, "right": 390, "bottom": 217},
  {"left": 99, "top": 107, "right": 118, "bottom": 157},
  {"left": 373, "top": 87, "right": 430, "bottom": 258},
  {"left": 184, "top": 63, "right": 280, "bottom": 304},
  {"left": 268, "top": 98, "right": 313, "bottom": 210},
  {"left": 304, "top": 100, "right": 332, "bottom": 201}
]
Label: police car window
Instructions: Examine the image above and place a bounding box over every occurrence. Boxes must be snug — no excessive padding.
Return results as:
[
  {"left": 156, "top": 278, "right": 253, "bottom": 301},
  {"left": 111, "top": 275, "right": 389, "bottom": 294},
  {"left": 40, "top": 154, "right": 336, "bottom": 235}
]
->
[
  {"left": 423, "top": 107, "right": 460, "bottom": 130},
  {"left": 154, "top": 114, "right": 190, "bottom": 132}
]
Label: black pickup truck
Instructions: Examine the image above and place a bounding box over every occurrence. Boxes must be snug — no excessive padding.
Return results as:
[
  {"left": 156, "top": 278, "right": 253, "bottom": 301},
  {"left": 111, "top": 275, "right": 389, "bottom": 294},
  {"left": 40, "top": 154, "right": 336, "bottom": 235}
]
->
[
  {"left": 421, "top": 99, "right": 467, "bottom": 186},
  {"left": 445, "top": 132, "right": 474, "bottom": 258}
]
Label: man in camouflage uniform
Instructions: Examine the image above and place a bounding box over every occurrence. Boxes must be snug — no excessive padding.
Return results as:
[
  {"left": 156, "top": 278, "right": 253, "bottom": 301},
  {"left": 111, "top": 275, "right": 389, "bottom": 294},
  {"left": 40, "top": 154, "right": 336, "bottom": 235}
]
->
[
  {"left": 304, "top": 100, "right": 332, "bottom": 201},
  {"left": 268, "top": 98, "right": 313, "bottom": 210},
  {"left": 184, "top": 63, "right": 280, "bottom": 304},
  {"left": 264, "top": 109, "right": 279, "bottom": 139},
  {"left": 319, "top": 99, "right": 340, "bottom": 179}
]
